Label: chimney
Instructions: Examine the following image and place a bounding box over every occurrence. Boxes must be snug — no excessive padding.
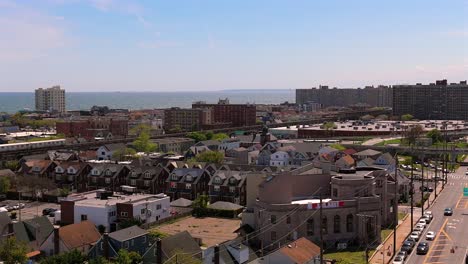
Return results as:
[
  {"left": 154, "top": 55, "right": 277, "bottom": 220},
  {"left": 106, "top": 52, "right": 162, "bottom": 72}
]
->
[
  {"left": 156, "top": 238, "right": 162, "bottom": 264},
  {"left": 103, "top": 232, "right": 110, "bottom": 260},
  {"left": 214, "top": 244, "right": 220, "bottom": 264},
  {"left": 53, "top": 226, "right": 60, "bottom": 255}
]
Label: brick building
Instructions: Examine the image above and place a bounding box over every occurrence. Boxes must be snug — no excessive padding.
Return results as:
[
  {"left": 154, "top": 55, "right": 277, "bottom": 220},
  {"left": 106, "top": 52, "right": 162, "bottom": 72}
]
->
[
  {"left": 56, "top": 117, "right": 128, "bottom": 139},
  {"left": 163, "top": 108, "right": 212, "bottom": 132},
  {"left": 192, "top": 99, "right": 256, "bottom": 127},
  {"left": 393, "top": 80, "right": 468, "bottom": 120}
]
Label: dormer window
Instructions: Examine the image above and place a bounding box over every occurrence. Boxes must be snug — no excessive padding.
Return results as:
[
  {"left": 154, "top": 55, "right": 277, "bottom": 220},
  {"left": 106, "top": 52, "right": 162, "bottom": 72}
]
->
[
  {"left": 106, "top": 170, "right": 112, "bottom": 176},
  {"left": 186, "top": 175, "right": 193, "bottom": 182},
  {"left": 144, "top": 172, "right": 151, "bottom": 178},
  {"left": 171, "top": 174, "right": 178, "bottom": 181},
  {"left": 92, "top": 169, "right": 100, "bottom": 176},
  {"left": 214, "top": 177, "right": 221, "bottom": 184},
  {"left": 229, "top": 178, "right": 236, "bottom": 185},
  {"left": 33, "top": 166, "right": 41, "bottom": 172},
  {"left": 56, "top": 167, "right": 63, "bottom": 173}
]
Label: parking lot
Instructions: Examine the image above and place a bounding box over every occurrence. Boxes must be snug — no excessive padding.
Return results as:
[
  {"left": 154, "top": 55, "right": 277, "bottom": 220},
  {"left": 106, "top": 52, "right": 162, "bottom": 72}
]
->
[{"left": 0, "top": 200, "right": 60, "bottom": 221}]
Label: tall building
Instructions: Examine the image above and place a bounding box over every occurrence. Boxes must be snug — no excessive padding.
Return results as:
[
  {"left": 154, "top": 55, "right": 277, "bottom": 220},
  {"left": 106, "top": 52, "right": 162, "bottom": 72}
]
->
[
  {"left": 35, "top": 86, "right": 66, "bottom": 113},
  {"left": 192, "top": 99, "right": 256, "bottom": 127},
  {"left": 163, "top": 108, "right": 212, "bottom": 132},
  {"left": 393, "top": 80, "right": 468, "bottom": 120},
  {"left": 296, "top": 85, "right": 392, "bottom": 108}
]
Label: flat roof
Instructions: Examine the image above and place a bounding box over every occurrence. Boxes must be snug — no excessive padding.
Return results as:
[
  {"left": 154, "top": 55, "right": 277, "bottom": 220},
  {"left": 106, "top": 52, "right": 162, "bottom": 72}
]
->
[
  {"left": 67, "top": 190, "right": 168, "bottom": 208},
  {"left": 292, "top": 198, "right": 332, "bottom": 205}
]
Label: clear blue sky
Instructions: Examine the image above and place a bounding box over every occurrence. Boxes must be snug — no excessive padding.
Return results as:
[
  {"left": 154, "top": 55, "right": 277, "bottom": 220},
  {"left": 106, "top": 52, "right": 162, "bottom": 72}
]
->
[{"left": 0, "top": 0, "right": 466, "bottom": 92}]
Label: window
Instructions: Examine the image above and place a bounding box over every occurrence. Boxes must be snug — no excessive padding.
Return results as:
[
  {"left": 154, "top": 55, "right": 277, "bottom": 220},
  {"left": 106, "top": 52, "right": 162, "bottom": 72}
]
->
[
  {"left": 214, "top": 186, "right": 220, "bottom": 192},
  {"left": 130, "top": 179, "right": 136, "bottom": 186},
  {"left": 131, "top": 239, "right": 134, "bottom": 246},
  {"left": 229, "top": 186, "right": 236, "bottom": 193},
  {"left": 143, "top": 236, "right": 147, "bottom": 243},
  {"left": 92, "top": 177, "right": 97, "bottom": 183},
  {"left": 121, "top": 212, "right": 128, "bottom": 217},
  {"left": 105, "top": 178, "right": 111, "bottom": 184},
  {"left": 185, "top": 183, "right": 192, "bottom": 190},
  {"left": 322, "top": 216, "right": 328, "bottom": 235},
  {"left": 307, "top": 218, "right": 314, "bottom": 236},
  {"left": 101, "top": 151, "right": 106, "bottom": 155},
  {"left": 214, "top": 177, "right": 221, "bottom": 184},
  {"left": 106, "top": 170, "right": 112, "bottom": 176},
  {"left": 131, "top": 171, "right": 137, "bottom": 177},
  {"left": 144, "top": 172, "right": 151, "bottom": 178},
  {"left": 124, "top": 241, "right": 129, "bottom": 248},
  {"left": 171, "top": 174, "right": 178, "bottom": 181},
  {"left": 141, "top": 209, "right": 146, "bottom": 215},
  {"left": 286, "top": 215, "right": 291, "bottom": 224},
  {"left": 346, "top": 214, "right": 354, "bottom": 232},
  {"left": 186, "top": 175, "right": 193, "bottom": 182},
  {"left": 100, "top": 242, "right": 104, "bottom": 250},
  {"left": 229, "top": 178, "right": 236, "bottom": 184},
  {"left": 334, "top": 215, "right": 341, "bottom": 233},
  {"left": 156, "top": 204, "right": 162, "bottom": 210},
  {"left": 271, "top": 231, "right": 277, "bottom": 241},
  {"left": 144, "top": 180, "right": 150, "bottom": 187},
  {"left": 270, "top": 215, "right": 276, "bottom": 224},
  {"left": 92, "top": 169, "right": 99, "bottom": 175},
  {"left": 81, "top": 214, "right": 88, "bottom": 221}
]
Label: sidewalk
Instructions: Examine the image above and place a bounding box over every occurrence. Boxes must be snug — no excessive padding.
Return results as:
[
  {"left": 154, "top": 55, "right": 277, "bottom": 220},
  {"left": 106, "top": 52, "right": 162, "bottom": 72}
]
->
[{"left": 369, "top": 185, "right": 443, "bottom": 264}]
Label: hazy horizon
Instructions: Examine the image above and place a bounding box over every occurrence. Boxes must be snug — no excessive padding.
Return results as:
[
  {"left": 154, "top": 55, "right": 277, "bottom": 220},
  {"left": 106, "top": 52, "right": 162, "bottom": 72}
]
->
[{"left": 0, "top": 0, "right": 466, "bottom": 92}]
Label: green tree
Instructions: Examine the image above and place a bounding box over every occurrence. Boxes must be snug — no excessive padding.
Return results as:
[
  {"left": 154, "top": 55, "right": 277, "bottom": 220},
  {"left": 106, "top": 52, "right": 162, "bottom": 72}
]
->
[
  {"left": 404, "top": 125, "right": 424, "bottom": 146},
  {"left": 427, "top": 129, "right": 443, "bottom": 144},
  {"left": 192, "top": 194, "right": 209, "bottom": 217},
  {"left": 133, "top": 131, "right": 157, "bottom": 153},
  {"left": 360, "top": 114, "right": 374, "bottom": 121},
  {"left": 119, "top": 218, "right": 142, "bottom": 229},
  {"left": 194, "top": 151, "right": 224, "bottom": 163},
  {"left": 323, "top": 122, "right": 336, "bottom": 130},
  {"left": 401, "top": 114, "right": 414, "bottom": 121},
  {"left": 40, "top": 250, "right": 86, "bottom": 264},
  {"left": 58, "top": 187, "right": 70, "bottom": 197},
  {"left": 130, "top": 124, "right": 151, "bottom": 136},
  {"left": 187, "top": 132, "right": 207, "bottom": 142},
  {"left": 115, "top": 249, "right": 142, "bottom": 264},
  {"left": 205, "top": 131, "right": 214, "bottom": 140},
  {"left": 0, "top": 237, "right": 28, "bottom": 264},
  {"left": 0, "top": 177, "right": 11, "bottom": 194},
  {"left": 113, "top": 147, "right": 137, "bottom": 161},
  {"left": 212, "top": 133, "right": 229, "bottom": 141},
  {"left": 3, "top": 160, "right": 19, "bottom": 171}
]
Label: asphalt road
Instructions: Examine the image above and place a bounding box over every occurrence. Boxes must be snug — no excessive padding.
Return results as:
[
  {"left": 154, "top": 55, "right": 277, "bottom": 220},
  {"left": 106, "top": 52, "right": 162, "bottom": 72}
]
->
[{"left": 403, "top": 165, "right": 468, "bottom": 264}]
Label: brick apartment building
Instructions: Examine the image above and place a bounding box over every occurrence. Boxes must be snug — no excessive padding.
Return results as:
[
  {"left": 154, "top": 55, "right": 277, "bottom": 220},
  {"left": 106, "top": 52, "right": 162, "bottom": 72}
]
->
[
  {"left": 393, "top": 79, "right": 468, "bottom": 120},
  {"left": 56, "top": 117, "right": 128, "bottom": 139},
  {"left": 163, "top": 108, "right": 213, "bottom": 132},
  {"left": 296, "top": 85, "right": 392, "bottom": 108},
  {"left": 192, "top": 99, "right": 256, "bottom": 127}
]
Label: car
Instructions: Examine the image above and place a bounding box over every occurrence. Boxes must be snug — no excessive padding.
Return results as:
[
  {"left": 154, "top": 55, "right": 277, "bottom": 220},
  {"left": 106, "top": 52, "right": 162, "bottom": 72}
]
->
[
  {"left": 444, "top": 208, "right": 453, "bottom": 216},
  {"left": 397, "top": 251, "right": 407, "bottom": 260},
  {"left": 425, "top": 211, "right": 433, "bottom": 216},
  {"left": 428, "top": 187, "right": 434, "bottom": 192},
  {"left": 418, "top": 219, "right": 427, "bottom": 228},
  {"left": 409, "top": 231, "right": 420, "bottom": 241},
  {"left": 421, "top": 215, "right": 432, "bottom": 224},
  {"left": 393, "top": 256, "right": 405, "bottom": 264},
  {"left": 416, "top": 242, "right": 429, "bottom": 255},
  {"left": 465, "top": 171, "right": 468, "bottom": 175},
  {"left": 42, "top": 208, "right": 57, "bottom": 216},
  {"left": 401, "top": 241, "right": 414, "bottom": 253},
  {"left": 414, "top": 226, "right": 424, "bottom": 234},
  {"left": 426, "top": 231, "right": 436, "bottom": 240},
  {"left": 406, "top": 236, "right": 418, "bottom": 243},
  {"left": 415, "top": 223, "right": 426, "bottom": 230},
  {"left": 423, "top": 162, "right": 429, "bottom": 167}
]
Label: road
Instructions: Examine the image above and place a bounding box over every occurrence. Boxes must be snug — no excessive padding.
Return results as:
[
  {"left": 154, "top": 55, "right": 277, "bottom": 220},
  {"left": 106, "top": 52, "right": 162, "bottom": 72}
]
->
[
  {"left": 361, "top": 136, "right": 402, "bottom": 146},
  {"left": 403, "top": 165, "right": 468, "bottom": 264}
]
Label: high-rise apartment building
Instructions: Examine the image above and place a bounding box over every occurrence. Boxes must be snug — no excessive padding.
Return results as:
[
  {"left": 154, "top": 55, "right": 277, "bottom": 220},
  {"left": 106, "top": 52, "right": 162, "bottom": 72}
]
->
[
  {"left": 35, "top": 86, "right": 66, "bottom": 113},
  {"left": 393, "top": 80, "right": 468, "bottom": 120},
  {"left": 163, "top": 108, "right": 212, "bottom": 132},
  {"left": 192, "top": 99, "right": 256, "bottom": 127},
  {"left": 296, "top": 85, "right": 392, "bottom": 108}
]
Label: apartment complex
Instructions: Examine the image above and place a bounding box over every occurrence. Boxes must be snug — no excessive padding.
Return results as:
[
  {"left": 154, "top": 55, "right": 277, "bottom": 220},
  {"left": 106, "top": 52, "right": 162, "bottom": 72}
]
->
[
  {"left": 192, "top": 99, "right": 257, "bottom": 127},
  {"left": 393, "top": 80, "right": 468, "bottom": 120},
  {"left": 296, "top": 85, "right": 392, "bottom": 108},
  {"left": 163, "top": 108, "right": 212, "bottom": 132},
  {"left": 35, "top": 86, "right": 66, "bottom": 113},
  {"left": 56, "top": 117, "right": 129, "bottom": 139}
]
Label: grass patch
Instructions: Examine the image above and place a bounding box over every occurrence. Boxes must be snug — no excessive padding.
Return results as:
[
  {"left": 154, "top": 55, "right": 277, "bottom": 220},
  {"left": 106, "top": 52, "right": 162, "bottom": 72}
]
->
[
  {"left": 398, "top": 212, "right": 407, "bottom": 221},
  {"left": 381, "top": 229, "right": 393, "bottom": 241},
  {"left": 375, "top": 138, "right": 402, "bottom": 146},
  {"left": 330, "top": 143, "right": 346, "bottom": 151},
  {"left": 324, "top": 248, "right": 375, "bottom": 264}
]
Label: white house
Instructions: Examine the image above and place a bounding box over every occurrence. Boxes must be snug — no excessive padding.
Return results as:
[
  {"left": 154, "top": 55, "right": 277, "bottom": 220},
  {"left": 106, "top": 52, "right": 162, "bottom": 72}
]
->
[
  {"left": 218, "top": 139, "right": 241, "bottom": 152},
  {"left": 97, "top": 143, "right": 126, "bottom": 160},
  {"left": 269, "top": 151, "right": 291, "bottom": 167}
]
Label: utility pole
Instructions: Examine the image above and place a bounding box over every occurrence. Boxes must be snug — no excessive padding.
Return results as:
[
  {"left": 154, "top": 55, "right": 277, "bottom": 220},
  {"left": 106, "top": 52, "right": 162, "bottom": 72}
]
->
[
  {"left": 434, "top": 162, "right": 438, "bottom": 200},
  {"left": 410, "top": 158, "right": 414, "bottom": 232},
  {"left": 421, "top": 158, "right": 425, "bottom": 216},
  {"left": 319, "top": 193, "right": 323, "bottom": 264},
  {"left": 393, "top": 151, "right": 398, "bottom": 256},
  {"left": 357, "top": 214, "right": 374, "bottom": 264}
]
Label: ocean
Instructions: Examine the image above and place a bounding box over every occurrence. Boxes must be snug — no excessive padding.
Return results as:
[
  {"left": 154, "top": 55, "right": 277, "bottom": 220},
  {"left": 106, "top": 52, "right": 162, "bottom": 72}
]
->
[{"left": 0, "top": 90, "right": 296, "bottom": 113}]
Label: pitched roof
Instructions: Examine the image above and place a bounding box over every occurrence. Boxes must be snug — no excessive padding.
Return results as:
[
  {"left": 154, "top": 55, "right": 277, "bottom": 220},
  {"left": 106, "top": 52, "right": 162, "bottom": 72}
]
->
[
  {"left": 0, "top": 169, "right": 15, "bottom": 177},
  {"left": 354, "top": 149, "right": 382, "bottom": 156},
  {"left": 0, "top": 212, "right": 11, "bottom": 236},
  {"left": 24, "top": 216, "right": 54, "bottom": 245},
  {"left": 343, "top": 148, "right": 357, "bottom": 155},
  {"left": 199, "top": 140, "right": 221, "bottom": 146},
  {"left": 278, "top": 237, "right": 320, "bottom": 264},
  {"left": 358, "top": 157, "right": 375, "bottom": 167},
  {"left": 208, "top": 201, "right": 244, "bottom": 211},
  {"left": 109, "top": 225, "right": 148, "bottom": 242},
  {"left": 103, "top": 143, "right": 126, "bottom": 152},
  {"left": 170, "top": 198, "right": 193, "bottom": 207},
  {"left": 338, "top": 155, "right": 355, "bottom": 165},
  {"left": 59, "top": 221, "right": 101, "bottom": 249},
  {"left": 161, "top": 231, "right": 201, "bottom": 260}
]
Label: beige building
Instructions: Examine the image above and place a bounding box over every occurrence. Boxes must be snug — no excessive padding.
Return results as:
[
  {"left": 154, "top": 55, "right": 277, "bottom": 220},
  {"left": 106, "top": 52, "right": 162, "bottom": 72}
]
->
[
  {"left": 35, "top": 86, "right": 66, "bottom": 113},
  {"left": 242, "top": 164, "right": 398, "bottom": 251}
]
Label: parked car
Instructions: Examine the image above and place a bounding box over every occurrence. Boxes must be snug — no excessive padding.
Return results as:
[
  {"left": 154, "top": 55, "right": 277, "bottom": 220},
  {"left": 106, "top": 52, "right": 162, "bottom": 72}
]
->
[
  {"left": 428, "top": 187, "right": 434, "bottom": 192},
  {"left": 406, "top": 236, "right": 418, "bottom": 243},
  {"left": 422, "top": 214, "right": 432, "bottom": 224},
  {"left": 410, "top": 231, "right": 421, "bottom": 241},
  {"left": 401, "top": 241, "right": 414, "bottom": 253},
  {"left": 392, "top": 256, "right": 405, "bottom": 264},
  {"left": 42, "top": 208, "right": 57, "bottom": 216},
  {"left": 397, "top": 251, "right": 407, "bottom": 260},
  {"left": 416, "top": 242, "right": 429, "bottom": 255},
  {"left": 415, "top": 224, "right": 426, "bottom": 230},
  {"left": 425, "top": 211, "right": 433, "bottom": 216},
  {"left": 426, "top": 231, "right": 436, "bottom": 240},
  {"left": 414, "top": 226, "right": 424, "bottom": 234},
  {"left": 444, "top": 208, "right": 453, "bottom": 216},
  {"left": 418, "top": 219, "right": 427, "bottom": 228}
]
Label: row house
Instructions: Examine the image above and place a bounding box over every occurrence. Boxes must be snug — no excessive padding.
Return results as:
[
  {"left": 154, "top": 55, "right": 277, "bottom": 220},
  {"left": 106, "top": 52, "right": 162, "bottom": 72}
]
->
[
  {"left": 19, "top": 160, "right": 57, "bottom": 179},
  {"left": 87, "top": 164, "right": 130, "bottom": 191},
  {"left": 125, "top": 166, "right": 170, "bottom": 194},
  {"left": 52, "top": 162, "right": 92, "bottom": 192},
  {"left": 166, "top": 168, "right": 212, "bottom": 200},
  {"left": 208, "top": 168, "right": 247, "bottom": 205}
]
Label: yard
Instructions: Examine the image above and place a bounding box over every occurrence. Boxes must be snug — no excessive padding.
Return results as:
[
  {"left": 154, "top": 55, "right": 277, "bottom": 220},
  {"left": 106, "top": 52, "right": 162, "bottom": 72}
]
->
[{"left": 149, "top": 216, "right": 241, "bottom": 248}]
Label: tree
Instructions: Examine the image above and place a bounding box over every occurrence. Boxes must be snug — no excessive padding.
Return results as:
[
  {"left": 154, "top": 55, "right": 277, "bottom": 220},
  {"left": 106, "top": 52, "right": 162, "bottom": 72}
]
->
[
  {"left": 401, "top": 114, "right": 414, "bottom": 121},
  {"left": 0, "top": 237, "right": 28, "bottom": 264},
  {"left": 3, "top": 160, "right": 19, "bottom": 171},
  {"left": 212, "top": 133, "right": 229, "bottom": 141},
  {"left": 115, "top": 249, "right": 142, "bottom": 264},
  {"left": 427, "top": 129, "right": 443, "bottom": 144},
  {"left": 113, "top": 147, "right": 137, "bottom": 161},
  {"left": 323, "top": 122, "right": 336, "bottom": 130},
  {"left": 165, "top": 249, "right": 202, "bottom": 264},
  {"left": 376, "top": 114, "right": 389, "bottom": 121},
  {"left": 360, "top": 114, "right": 375, "bottom": 121},
  {"left": 0, "top": 177, "right": 11, "bottom": 194},
  {"left": 194, "top": 151, "right": 224, "bottom": 163},
  {"left": 403, "top": 125, "right": 424, "bottom": 146},
  {"left": 192, "top": 194, "right": 209, "bottom": 217},
  {"left": 205, "top": 131, "right": 214, "bottom": 140},
  {"left": 133, "top": 131, "right": 157, "bottom": 153},
  {"left": 40, "top": 250, "right": 86, "bottom": 264},
  {"left": 187, "top": 132, "right": 207, "bottom": 143},
  {"left": 130, "top": 124, "right": 151, "bottom": 136},
  {"left": 119, "top": 218, "right": 142, "bottom": 229}
]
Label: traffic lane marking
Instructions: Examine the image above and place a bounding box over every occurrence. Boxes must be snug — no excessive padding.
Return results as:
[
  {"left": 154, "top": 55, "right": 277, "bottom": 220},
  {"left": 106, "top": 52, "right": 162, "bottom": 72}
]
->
[{"left": 423, "top": 218, "right": 449, "bottom": 264}]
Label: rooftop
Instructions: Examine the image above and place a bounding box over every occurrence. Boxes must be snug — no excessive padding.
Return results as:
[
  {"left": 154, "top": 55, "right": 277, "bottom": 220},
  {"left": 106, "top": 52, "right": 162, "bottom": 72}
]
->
[{"left": 65, "top": 190, "right": 168, "bottom": 208}]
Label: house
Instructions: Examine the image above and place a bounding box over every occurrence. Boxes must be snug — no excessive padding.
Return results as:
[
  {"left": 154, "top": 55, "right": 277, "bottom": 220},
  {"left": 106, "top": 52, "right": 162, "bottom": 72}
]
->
[
  {"left": 125, "top": 166, "right": 170, "bottom": 194},
  {"left": 208, "top": 169, "right": 247, "bottom": 205},
  {"left": 152, "top": 138, "right": 194, "bottom": 154},
  {"left": 97, "top": 143, "right": 127, "bottom": 160},
  {"left": 203, "top": 238, "right": 258, "bottom": 264},
  {"left": 0, "top": 169, "right": 15, "bottom": 178},
  {"left": 87, "top": 164, "right": 130, "bottom": 191},
  {"left": 13, "top": 216, "right": 54, "bottom": 251},
  {"left": 0, "top": 212, "right": 12, "bottom": 238},
  {"left": 218, "top": 139, "right": 241, "bottom": 152},
  {"left": 170, "top": 198, "right": 193, "bottom": 215},
  {"left": 357, "top": 157, "right": 376, "bottom": 167},
  {"left": 208, "top": 201, "right": 244, "bottom": 217},
  {"left": 198, "top": 140, "right": 221, "bottom": 151},
  {"left": 335, "top": 155, "right": 355, "bottom": 170},
  {"left": 269, "top": 151, "right": 291, "bottom": 167},
  {"left": 40, "top": 221, "right": 101, "bottom": 256},
  {"left": 186, "top": 145, "right": 211, "bottom": 159},
  {"left": 47, "top": 150, "right": 79, "bottom": 162},
  {"left": 89, "top": 226, "right": 150, "bottom": 259},
  {"left": 353, "top": 149, "right": 382, "bottom": 160},
  {"left": 142, "top": 231, "right": 202, "bottom": 264},
  {"left": 252, "top": 237, "right": 320, "bottom": 264},
  {"left": 52, "top": 162, "right": 91, "bottom": 192},
  {"left": 166, "top": 168, "right": 212, "bottom": 201},
  {"left": 374, "top": 153, "right": 395, "bottom": 166},
  {"left": 256, "top": 149, "right": 272, "bottom": 166},
  {"left": 19, "top": 160, "right": 57, "bottom": 179}
]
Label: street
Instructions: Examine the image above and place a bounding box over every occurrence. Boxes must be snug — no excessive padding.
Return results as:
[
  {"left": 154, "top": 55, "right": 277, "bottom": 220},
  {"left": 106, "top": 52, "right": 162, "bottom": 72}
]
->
[{"left": 403, "top": 165, "right": 468, "bottom": 264}]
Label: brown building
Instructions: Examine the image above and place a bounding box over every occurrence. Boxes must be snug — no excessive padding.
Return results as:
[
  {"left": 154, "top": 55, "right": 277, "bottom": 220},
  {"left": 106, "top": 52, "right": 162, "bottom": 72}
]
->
[
  {"left": 163, "top": 108, "right": 212, "bottom": 132},
  {"left": 393, "top": 80, "right": 468, "bottom": 120},
  {"left": 192, "top": 99, "right": 256, "bottom": 127},
  {"left": 242, "top": 164, "right": 398, "bottom": 251},
  {"left": 56, "top": 117, "right": 128, "bottom": 139},
  {"left": 296, "top": 85, "right": 392, "bottom": 107}
]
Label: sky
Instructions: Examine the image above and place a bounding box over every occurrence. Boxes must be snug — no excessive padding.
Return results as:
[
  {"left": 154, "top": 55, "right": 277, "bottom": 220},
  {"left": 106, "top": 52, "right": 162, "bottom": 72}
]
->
[{"left": 0, "top": 0, "right": 466, "bottom": 92}]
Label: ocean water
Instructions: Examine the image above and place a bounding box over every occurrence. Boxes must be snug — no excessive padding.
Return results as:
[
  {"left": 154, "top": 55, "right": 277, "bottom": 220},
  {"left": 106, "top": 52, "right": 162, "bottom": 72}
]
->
[{"left": 0, "top": 90, "right": 295, "bottom": 113}]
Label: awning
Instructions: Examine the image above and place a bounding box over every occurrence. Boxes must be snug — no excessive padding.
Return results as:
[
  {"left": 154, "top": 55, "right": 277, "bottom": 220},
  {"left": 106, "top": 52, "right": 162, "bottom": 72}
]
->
[{"left": 26, "top": 250, "right": 41, "bottom": 258}]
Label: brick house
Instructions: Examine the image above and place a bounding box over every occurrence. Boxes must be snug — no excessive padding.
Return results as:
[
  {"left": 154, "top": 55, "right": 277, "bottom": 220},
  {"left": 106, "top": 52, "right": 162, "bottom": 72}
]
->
[
  {"left": 52, "top": 162, "right": 91, "bottom": 192},
  {"left": 208, "top": 169, "right": 247, "bottom": 205},
  {"left": 87, "top": 164, "right": 130, "bottom": 191},
  {"left": 166, "top": 168, "right": 212, "bottom": 200}
]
